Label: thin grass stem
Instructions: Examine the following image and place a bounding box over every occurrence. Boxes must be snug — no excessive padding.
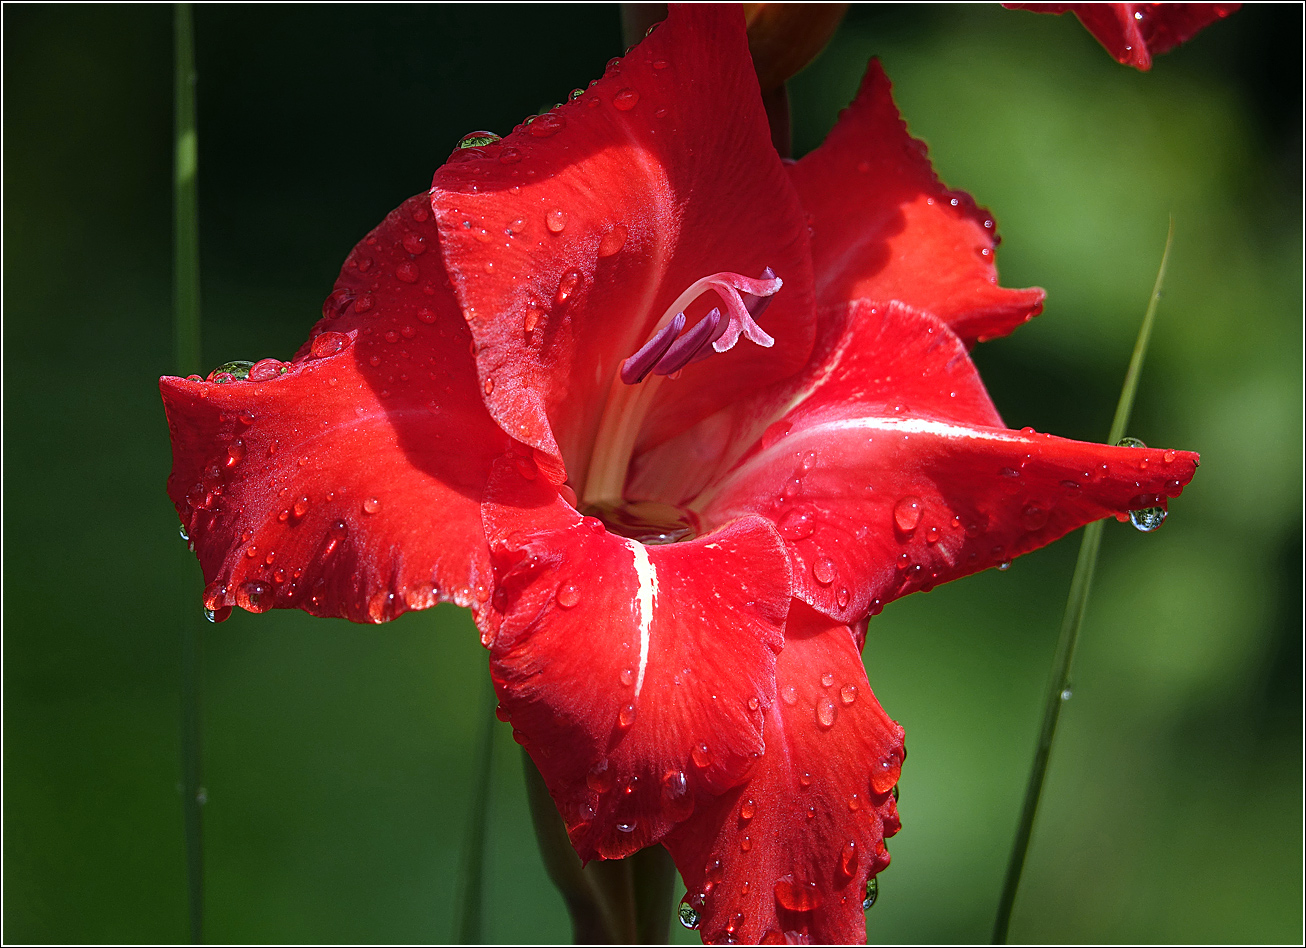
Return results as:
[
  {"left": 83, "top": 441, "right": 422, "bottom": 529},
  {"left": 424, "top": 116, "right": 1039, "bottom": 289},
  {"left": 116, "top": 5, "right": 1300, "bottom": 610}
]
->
[
  {"left": 454, "top": 674, "right": 497, "bottom": 943},
  {"left": 174, "top": 4, "right": 204, "bottom": 943},
  {"left": 991, "top": 218, "right": 1175, "bottom": 944}
]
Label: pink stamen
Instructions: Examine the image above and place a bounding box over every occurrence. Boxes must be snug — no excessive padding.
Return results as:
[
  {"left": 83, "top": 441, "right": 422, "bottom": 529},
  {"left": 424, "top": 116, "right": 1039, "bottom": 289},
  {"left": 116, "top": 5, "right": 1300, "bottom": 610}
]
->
[{"left": 619, "top": 268, "right": 782, "bottom": 385}]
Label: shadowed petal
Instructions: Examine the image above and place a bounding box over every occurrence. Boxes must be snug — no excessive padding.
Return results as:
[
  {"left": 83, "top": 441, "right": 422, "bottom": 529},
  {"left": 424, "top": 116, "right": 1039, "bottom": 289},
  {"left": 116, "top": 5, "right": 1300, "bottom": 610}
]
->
[
  {"left": 664, "top": 603, "right": 903, "bottom": 945},
  {"left": 160, "top": 195, "right": 509, "bottom": 622},
  {"left": 432, "top": 4, "right": 814, "bottom": 484},
  {"left": 481, "top": 456, "right": 791, "bottom": 860}
]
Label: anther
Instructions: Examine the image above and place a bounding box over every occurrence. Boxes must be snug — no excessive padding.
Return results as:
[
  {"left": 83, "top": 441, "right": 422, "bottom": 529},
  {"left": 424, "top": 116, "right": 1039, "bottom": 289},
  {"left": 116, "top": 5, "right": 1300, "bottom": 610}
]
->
[{"left": 620, "top": 312, "right": 685, "bottom": 384}]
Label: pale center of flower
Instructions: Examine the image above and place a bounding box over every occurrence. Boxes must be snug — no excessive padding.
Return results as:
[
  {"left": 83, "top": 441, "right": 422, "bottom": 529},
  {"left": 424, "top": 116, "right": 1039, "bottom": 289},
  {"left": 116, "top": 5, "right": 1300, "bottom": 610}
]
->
[{"left": 580, "top": 268, "right": 781, "bottom": 509}]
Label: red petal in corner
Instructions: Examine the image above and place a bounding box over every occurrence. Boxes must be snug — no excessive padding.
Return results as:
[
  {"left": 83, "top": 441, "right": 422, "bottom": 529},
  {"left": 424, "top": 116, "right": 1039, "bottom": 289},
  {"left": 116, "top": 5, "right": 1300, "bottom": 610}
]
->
[
  {"left": 481, "top": 456, "right": 791, "bottom": 861},
  {"left": 664, "top": 603, "right": 904, "bottom": 946},
  {"left": 160, "top": 194, "right": 510, "bottom": 622},
  {"left": 789, "top": 59, "right": 1044, "bottom": 345},
  {"left": 1005, "top": 4, "right": 1240, "bottom": 71},
  {"left": 698, "top": 301, "right": 1201, "bottom": 622},
  {"left": 432, "top": 4, "right": 814, "bottom": 479}
]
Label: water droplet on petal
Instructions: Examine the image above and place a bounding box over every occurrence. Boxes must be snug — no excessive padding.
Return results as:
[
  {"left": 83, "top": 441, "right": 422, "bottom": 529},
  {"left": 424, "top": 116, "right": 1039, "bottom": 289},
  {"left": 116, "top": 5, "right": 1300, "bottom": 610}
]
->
[
  {"left": 815, "top": 695, "right": 837, "bottom": 729},
  {"left": 1021, "top": 504, "right": 1048, "bottom": 531},
  {"left": 1061, "top": 687, "right": 1073, "bottom": 700},
  {"left": 691, "top": 742, "right": 713, "bottom": 769},
  {"left": 1129, "top": 506, "right": 1167, "bottom": 532},
  {"left": 362, "top": 496, "right": 381, "bottom": 515},
  {"left": 556, "top": 582, "right": 580, "bottom": 608},
  {"left": 395, "top": 260, "right": 420, "bottom": 283},
  {"left": 527, "top": 112, "right": 566, "bottom": 138},
  {"left": 863, "top": 876, "right": 879, "bottom": 911},
  {"left": 812, "top": 557, "right": 836, "bottom": 585},
  {"left": 777, "top": 508, "right": 815, "bottom": 541},
  {"left": 893, "top": 496, "right": 923, "bottom": 532},
  {"left": 820, "top": 672, "right": 835, "bottom": 687},
  {"left": 1116, "top": 436, "right": 1147, "bottom": 449},
  {"left": 598, "top": 223, "right": 628, "bottom": 257},
  {"left": 997, "top": 561, "right": 1011, "bottom": 571},
  {"left": 617, "top": 703, "right": 637, "bottom": 729},
  {"left": 678, "top": 901, "right": 701, "bottom": 930},
  {"left": 840, "top": 683, "right": 857, "bottom": 705},
  {"left": 840, "top": 840, "right": 859, "bottom": 879},
  {"left": 311, "top": 332, "right": 349, "bottom": 358},
  {"left": 616, "top": 821, "right": 636, "bottom": 833},
  {"left": 545, "top": 208, "right": 568, "bottom": 233},
  {"left": 619, "top": 667, "right": 634, "bottom": 687},
  {"left": 773, "top": 874, "right": 823, "bottom": 912},
  {"left": 740, "top": 835, "right": 752, "bottom": 852},
  {"left": 613, "top": 87, "right": 640, "bottom": 110},
  {"left": 780, "top": 684, "right": 797, "bottom": 706},
  {"left": 741, "top": 798, "right": 756, "bottom": 821}
]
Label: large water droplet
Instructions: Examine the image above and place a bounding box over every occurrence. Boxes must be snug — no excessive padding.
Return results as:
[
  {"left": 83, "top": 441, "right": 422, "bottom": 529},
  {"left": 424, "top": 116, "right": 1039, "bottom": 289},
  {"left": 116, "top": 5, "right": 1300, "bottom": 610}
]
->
[
  {"left": 840, "top": 683, "right": 857, "bottom": 705},
  {"left": 862, "top": 876, "right": 879, "bottom": 911},
  {"left": 777, "top": 508, "right": 815, "bottom": 541},
  {"left": 545, "top": 208, "right": 568, "bottom": 233},
  {"left": 613, "top": 88, "right": 640, "bottom": 111},
  {"left": 555, "top": 269, "right": 581, "bottom": 306},
  {"left": 1129, "top": 506, "right": 1167, "bottom": 532},
  {"left": 395, "top": 260, "right": 420, "bottom": 283},
  {"left": 555, "top": 582, "right": 580, "bottom": 608},
  {"left": 527, "top": 112, "right": 566, "bottom": 138},
  {"left": 691, "top": 742, "right": 713, "bottom": 769},
  {"left": 362, "top": 496, "right": 381, "bottom": 515},
  {"left": 812, "top": 557, "right": 836, "bottom": 585},
  {"left": 247, "top": 358, "right": 288, "bottom": 381},
  {"left": 311, "top": 332, "right": 349, "bottom": 358},
  {"left": 1116, "top": 436, "right": 1146, "bottom": 449},
  {"left": 773, "top": 874, "right": 824, "bottom": 912},
  {"left": 458, "top": 130, "right": 501, "bottom": 148},
  {"left": 598, "top": 224, "right": 628, "bottom": 257},
  {"left": 619, "top": 667, "right": 634, "bottom": 687},
  {"left": 893, "top": 496, "right": 923, "bottom": 532},
  {"left": 617, "top": 703, "right": 637, "bottom": 729},
  {"left": 678, "top": 902, "right": 700, "bottom": 930},
  {"left": 815, "top": 695, "right": 837, "bottom": 729},
  {"left": 839, "top": 840, "right": 859, "bottom": 879},
  {"left": 740, "top": 798, "right": 756, "bottom": 821}
]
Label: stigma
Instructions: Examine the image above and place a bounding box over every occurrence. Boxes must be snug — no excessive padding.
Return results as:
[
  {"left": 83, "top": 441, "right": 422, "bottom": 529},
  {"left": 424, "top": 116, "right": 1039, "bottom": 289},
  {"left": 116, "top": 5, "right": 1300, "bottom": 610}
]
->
[{"left": 620, "top": 268, "right": 781, "bottom": 384}]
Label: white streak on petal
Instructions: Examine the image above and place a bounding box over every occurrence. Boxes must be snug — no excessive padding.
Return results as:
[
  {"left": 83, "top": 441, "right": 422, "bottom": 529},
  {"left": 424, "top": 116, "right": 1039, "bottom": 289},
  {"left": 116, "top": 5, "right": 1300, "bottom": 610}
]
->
[{"left": 627, "top": 539, "right": 658, "bottom": 699}]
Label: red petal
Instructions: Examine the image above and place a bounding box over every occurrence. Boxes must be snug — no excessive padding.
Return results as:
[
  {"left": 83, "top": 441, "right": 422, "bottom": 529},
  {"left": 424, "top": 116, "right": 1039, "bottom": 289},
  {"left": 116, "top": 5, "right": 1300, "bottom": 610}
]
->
[
  {"left": 789, "top": 59, "right": 1044, "bottom": 345},
  {"left": 160, "top": 195, "right": 510, "bottom": 622},
  {"left": 431, "top": 4, "right": 814, "bottom": 481},
  {"left": 481, "top": 456, "right": 791, "bottom": 860},
  {"left": 698, "top": 301, "right": 1201, "bottom": 622},
  {"left": 664, "top": 603, "right": 904, "bottom": 945},
  {"left": 1005, "top": 3, "right": 1240, "bottom": 70}
]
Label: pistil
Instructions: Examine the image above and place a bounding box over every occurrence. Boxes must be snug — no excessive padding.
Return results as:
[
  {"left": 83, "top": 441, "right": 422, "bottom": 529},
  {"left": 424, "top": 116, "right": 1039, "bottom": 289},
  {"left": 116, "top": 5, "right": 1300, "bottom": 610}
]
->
[{"left": 584, "top": 268, "right": 782, "bottom": 507}]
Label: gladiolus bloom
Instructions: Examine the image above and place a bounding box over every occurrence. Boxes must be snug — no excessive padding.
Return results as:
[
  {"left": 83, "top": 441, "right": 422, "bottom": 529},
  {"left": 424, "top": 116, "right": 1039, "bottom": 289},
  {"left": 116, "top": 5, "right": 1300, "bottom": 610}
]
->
[{"left": 160, "top": 6, "right": 1198, "bottom": 943}]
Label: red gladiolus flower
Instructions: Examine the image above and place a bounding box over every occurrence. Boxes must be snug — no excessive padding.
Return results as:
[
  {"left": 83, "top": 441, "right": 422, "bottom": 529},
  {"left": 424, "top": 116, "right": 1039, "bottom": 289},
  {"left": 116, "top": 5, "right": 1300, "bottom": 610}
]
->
[
  {"left": 1005, "top": 2, "right": 1240, "bottom": 70},
  {"left": 160, "top": 6, "right": 1199, "bottom": 943}
]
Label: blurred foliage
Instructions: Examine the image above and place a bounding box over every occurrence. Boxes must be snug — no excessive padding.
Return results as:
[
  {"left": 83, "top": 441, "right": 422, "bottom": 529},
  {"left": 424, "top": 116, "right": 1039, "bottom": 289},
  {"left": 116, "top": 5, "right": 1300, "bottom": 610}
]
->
[{"left": 3, "top": 3, "right": 1300, "bottom": 944}]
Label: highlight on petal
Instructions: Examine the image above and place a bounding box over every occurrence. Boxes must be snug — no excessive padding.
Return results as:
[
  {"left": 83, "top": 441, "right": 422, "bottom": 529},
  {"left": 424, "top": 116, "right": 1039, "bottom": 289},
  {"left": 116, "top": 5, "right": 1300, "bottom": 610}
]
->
[
  {"left": 431, "top": 3, "right": 814, "bottom": 486},
  {"left": 1005, "top": 3, "right": 1241, "bottom": 70},
  {"left": 696, "top": 301, "right": 1201, "bottom": 623},
  {"left": 664, "top": 603, "right": 903, "bottom": 945},
  {"left": 789, "top": 59, "right": 1044, "bottom": 345},
  {"left": 480, "top": 455, "right": 792, "bottom": 860},
  {"left": 160, "top": 195, "right": 510, "bottom": 622}
]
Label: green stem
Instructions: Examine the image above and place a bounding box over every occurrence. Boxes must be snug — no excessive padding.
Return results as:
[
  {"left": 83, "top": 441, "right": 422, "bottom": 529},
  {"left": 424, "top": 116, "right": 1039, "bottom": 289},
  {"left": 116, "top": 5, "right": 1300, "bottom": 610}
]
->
[
  {"left": 454, "top": 676, "right": 497, "bottom": 943},
  {"left": 174, "top": 5, "right": 204, "bottom": 943},
  {"left": 991, "top": 218, "right": 1175, "bottom": 944},
  {"left": 523, "top": 751, "right": 678, "bottom": 943}
]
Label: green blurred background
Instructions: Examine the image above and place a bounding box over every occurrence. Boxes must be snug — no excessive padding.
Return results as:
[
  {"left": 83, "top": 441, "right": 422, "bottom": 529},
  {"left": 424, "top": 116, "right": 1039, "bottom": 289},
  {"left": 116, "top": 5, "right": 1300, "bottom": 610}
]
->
[{"left": 4, "top": 3, "right": 1300, "bottom": 943}]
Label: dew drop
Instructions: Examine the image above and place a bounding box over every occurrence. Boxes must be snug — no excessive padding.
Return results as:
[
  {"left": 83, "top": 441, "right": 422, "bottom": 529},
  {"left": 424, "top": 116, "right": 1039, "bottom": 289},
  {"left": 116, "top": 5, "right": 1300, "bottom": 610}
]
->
[
  {"left": 820, "top": 671, "right": 835, "bottom": 687},
  {"left": 662, "top": 769, "right": 688, "bottom": 802},
  {"left": 1061, "top": 687, "right": 1073, "bottom": 700},
  {"left": 691, "top": 741, "right": 713, "bottom": 769},
  {"left": 740, "top": 835, "right": 753, "bottom": 852},
  {"left": 836, "top": 587, "right": 850, "bottom": 609},
  {"left": 893, "top": 496, "right": 923, "bottom": 532},
  {"left": 360, "top": 496, "right": 381, "bottom": 515},
  {"left": 847, "top": 792, "right": 860, "bottom": 811},
  {"left": 458, "top": 130, "right": 501, "bottom": 148},
  {"left": 613, "top": 87, "right": 640, "bottom": 110},
  {"left": 225, "top": 440, "right": 245, "bottom": 467},
  {"left": 619, "top": 667, "right": 635, "bottom": 687},
  {"left": 780, "top": 684, "right": 797, "bottom": 706},
  {"left": 678, "top": 902, "right": 701, "bottom": 930},
  {"left": 815, "top": 695, "right": 837, "bottom": 729},
  {"left": 598, "top": 223, "right": 628, "bottom": 257},
  {"left": 617, "top": 703, "right": 637, "bottom": 729},
  {"left": 1129, "top": 506, "right": 1167, "bottom": 532},
  {"left": 997, "top": 561, "right": 1011, "bottom": 571},
  {"left": 812, "top": 557, "right": 836, "bottom": 585},
  {"left": 777, "top": 508, "right": 815, "bottom": 541},
  {"left": 498, "top": 146, "right": 523, "bottom": 164},
  {"left": 773, "top": 874, "right": 823, "bottom": 912},
  {"left": 1116, "top": 436, "right": 1146, "bottom": 449},
  {"left": 247, "top": 358, "right": 286, "bottom": 381},
  {"left": 840, "top": 840, "right": 859, "bottom": 879},
  {"left": 863, "top": 876, "right": 879, "bottom": 911},
  {"left": 840, "top": 683, "right": 857, "bottom": 705},
  {"left": 395, "top": 260, "right": 420, "bottom": 283},
  {"left": 292, "top": 496, "right": 310, "bottom": 518},
  {"left": 545, "top": 208, "right": 568, "bottom": 233},
  {"left": 616, "top": 821, "right": 636, "bottom": 833},
  {"left": 741, "top": 798, "right": 756, "bottom": 821},
  {"left": 1021, "top": 504, "right": 1048, "bottom": 531},
  {"left": 747, "top": 696, "right": 760, "bottom": 712},
  {"left": 555, "top": 269, "right": 581, "bottom": 306},
  {"left": 310, "top": 332, "right": 349, "bottom": 358},
  {"left": 556, "top": 582, "right": 580, "bottom": 608},
  {"left": 527, "top": 112, "right": 566, "bottom": 138}
]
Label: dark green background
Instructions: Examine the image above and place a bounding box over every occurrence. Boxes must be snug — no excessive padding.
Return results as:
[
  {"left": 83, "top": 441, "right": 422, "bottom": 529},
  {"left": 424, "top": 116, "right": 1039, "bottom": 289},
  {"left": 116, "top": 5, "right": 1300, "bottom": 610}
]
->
[{"left": 4, "top": 4, "right": 1301, "bottom": 943}]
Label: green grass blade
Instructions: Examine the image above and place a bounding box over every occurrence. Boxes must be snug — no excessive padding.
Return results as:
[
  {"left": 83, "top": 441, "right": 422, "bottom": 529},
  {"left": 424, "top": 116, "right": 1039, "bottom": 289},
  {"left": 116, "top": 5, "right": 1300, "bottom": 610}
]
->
[
  {"left": 454, "top": 675, "right": 497, "bottom": 943},
  {"left": 991, "top": 218, "right": 1175, "bottom": 944},
  {"left": 174, "top": 4, "right": 204, "bottom": 943}
]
